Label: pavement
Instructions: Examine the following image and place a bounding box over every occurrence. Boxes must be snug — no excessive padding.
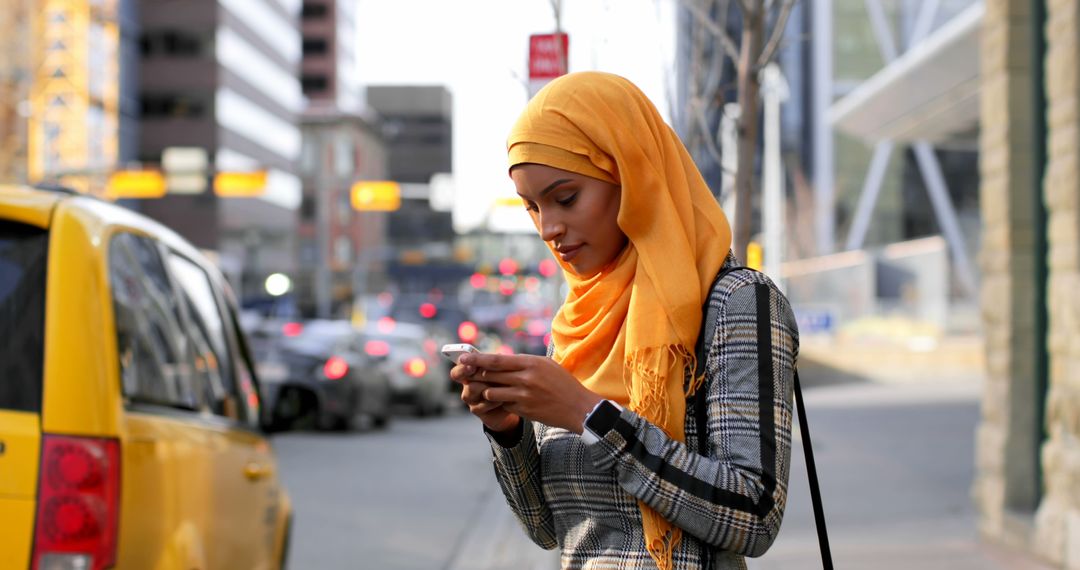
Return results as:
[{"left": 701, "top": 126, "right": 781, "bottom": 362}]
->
[{"left": 454, "top": 335, "right": 1055, "bottom": 570}]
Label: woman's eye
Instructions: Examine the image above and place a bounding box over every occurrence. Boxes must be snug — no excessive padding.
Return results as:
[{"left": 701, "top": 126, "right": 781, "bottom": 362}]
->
[
  {"left": 524, "top": 202, "right": 539, "bottom": 212},
  {"left": 556, "top": 193, "right": 577, "bottom": 206}
]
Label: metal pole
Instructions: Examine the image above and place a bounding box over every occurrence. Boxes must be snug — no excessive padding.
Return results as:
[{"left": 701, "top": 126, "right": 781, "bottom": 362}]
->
[
  {"left": 762, "top": 64, "right": 788, "bottom": 288},
  {"left": 912, "top": 142, "right": 977, "bottom": 297},
  {"left": 844, "top": 140, "right": 894, "bottom": 251},
  {"left": 812, "top": 0, "right": 834, "bottom": 255},
  {"left": 315, "top": 128, "right": 332, "bottom": 318}
]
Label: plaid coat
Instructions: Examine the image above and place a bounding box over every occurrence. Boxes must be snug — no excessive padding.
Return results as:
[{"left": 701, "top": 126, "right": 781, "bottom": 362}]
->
[{"left": 486, "top": 259, "right": 799, "bottom": 569}]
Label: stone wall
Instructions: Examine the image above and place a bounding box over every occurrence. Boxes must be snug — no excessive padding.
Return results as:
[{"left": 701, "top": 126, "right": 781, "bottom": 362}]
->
[
  {"left": 977, "top": 0, "right": 1080, "bottom": 566},
  {"left": 975, "top": 0, "right": 1042, "bottom": 547},
  {"left": 1035, "top": 0, "right": 1080, "bottom": 565}
]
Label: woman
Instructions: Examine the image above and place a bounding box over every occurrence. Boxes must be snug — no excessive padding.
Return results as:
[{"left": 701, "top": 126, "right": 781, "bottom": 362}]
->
[{"left": 450, "top": 71, "right": 798, "bottom": 570}]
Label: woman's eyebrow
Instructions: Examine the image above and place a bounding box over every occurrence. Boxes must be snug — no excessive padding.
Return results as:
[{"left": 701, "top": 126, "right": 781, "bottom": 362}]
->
[{"left": 539, "top": 179, "right": 573, "bottom": 197}]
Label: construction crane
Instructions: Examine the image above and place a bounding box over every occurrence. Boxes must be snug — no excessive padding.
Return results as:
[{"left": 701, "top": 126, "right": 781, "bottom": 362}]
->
[{"left": 27, "top": 0, "right": 120, "bottom": 195}]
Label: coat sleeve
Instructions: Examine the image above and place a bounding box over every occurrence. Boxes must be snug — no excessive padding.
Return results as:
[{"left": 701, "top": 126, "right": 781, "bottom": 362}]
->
[
  {"left": 584, "top": 280, "right": 798, "bottom": 557},
  {"left": 485, "top": 420, "right": 559, "bottom": 550}
]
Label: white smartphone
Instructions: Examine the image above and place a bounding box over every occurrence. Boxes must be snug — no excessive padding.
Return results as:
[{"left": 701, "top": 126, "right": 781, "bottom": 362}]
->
[{"left": 440, "top": 343, "right": 480, "bottom": 364}]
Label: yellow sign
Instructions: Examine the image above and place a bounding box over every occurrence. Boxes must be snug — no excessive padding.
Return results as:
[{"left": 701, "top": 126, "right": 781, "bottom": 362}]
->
[
  {"left": 106, "top": 171, "right": 167, "bottom": 199},
  {"left": 214, "top": 171, "right": 267, "bottom": 197},
  {"left": 747, "top": 241, "right": 763, "bottom": 271},
  {"left": 351, "top": 181, "right": 401, "bottom": 211}
]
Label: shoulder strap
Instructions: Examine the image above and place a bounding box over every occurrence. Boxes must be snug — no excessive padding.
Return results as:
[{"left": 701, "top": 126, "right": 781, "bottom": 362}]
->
[
  {"left": 794, "top": 368, "right": 833, "bottom": 569},
  {"left": 692, "top": 268, "right": 833, "bottom": 569},
  {"left": 693, "top": 264, "right": 752, "bottom": 455},
  {"left": 693, "top": 265, "right": 752, "bottom": 379}
]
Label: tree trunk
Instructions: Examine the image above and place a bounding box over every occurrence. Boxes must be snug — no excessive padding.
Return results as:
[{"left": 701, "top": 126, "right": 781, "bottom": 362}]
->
[{"left": 733, "top": 5, "right": 763, "bottom": 263}]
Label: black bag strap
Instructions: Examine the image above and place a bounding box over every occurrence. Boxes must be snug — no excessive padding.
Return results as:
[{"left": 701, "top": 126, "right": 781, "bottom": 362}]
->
[
  {"left": 693, "top": 267, "right": 833, "bottom": 569},
  {"left": 794, "top": 368, "right": 833, "bottom": 568}
]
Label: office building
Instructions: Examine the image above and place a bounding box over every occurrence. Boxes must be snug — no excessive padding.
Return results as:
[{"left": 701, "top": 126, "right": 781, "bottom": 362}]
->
[{"left": 136, "top": 0, "right": 304, "bottom": 301}]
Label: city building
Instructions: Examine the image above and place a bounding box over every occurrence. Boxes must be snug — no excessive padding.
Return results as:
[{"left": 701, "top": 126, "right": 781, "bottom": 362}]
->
[
  {"left": 297, "top": 109, "right": 389, "bottom": 318},
  {"left": 366, "top": 85, "right": 465, "bottom": 296},
  {"left": 297, "top": 0, "right": 390, "bottom": 319},
  {"left": 135, "top": 0, "right": 304, "bottom": 301}
]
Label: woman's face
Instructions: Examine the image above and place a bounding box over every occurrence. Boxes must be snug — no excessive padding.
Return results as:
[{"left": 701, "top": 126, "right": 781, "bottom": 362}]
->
[{"left": 511, "top": 163, "right": 627, "bottom": 278}]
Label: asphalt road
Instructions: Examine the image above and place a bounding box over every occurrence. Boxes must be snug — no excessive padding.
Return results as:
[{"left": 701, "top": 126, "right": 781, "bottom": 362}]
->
[
  {"left": 272, "top": 380, "right": 1049, "bottom": 570},
  {"left": 271, "top": 403, "right": 512, "bottom": 570}
]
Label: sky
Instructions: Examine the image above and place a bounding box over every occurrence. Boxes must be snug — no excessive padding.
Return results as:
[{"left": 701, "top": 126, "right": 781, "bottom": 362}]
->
[{"left": 354, "top": 0, "right": 677, "bottom": 233}]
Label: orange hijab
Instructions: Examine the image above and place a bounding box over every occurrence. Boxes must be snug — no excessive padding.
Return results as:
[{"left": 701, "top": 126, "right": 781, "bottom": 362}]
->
[{"left": 507, "top": 71, "right": 732, "bottom": 569}]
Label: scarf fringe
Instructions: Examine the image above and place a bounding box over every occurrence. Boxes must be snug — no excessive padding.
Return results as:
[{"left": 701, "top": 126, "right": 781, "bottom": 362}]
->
[
  {"left": 624, "top": 344, "right": 700, "bottom": 570},
  {"left": 623, "top": 344, "right": 704, "bottom": 431},
  {"left": 643, "top": 509, "right": 682, "bottom": 570}
]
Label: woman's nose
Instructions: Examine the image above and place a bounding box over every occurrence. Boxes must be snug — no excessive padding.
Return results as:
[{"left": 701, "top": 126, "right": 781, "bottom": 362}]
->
[{"left": 538, "top": 211, "right": 565, "bottom": 242}]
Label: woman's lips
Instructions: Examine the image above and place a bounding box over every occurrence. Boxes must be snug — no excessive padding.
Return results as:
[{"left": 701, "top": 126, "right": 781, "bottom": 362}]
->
[{"left": 558, "top": 244, "right": 583, "bottom": 262}]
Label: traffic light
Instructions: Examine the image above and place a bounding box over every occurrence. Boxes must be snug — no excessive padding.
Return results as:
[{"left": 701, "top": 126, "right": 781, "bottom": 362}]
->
[
  {"left": 106, "top": 170, "right": 167, "bottom": 199},
  {"left": 351, "top": 181, "right": 401, "bottom": 211},
  {"left": 214, "top": 171, "right": 268, "bottom": 197}
]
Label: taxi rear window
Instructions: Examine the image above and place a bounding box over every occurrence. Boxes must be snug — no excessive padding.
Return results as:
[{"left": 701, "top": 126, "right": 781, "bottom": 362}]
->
[{"left": 0, "top": 221, "right": 47, "bottom": 412}]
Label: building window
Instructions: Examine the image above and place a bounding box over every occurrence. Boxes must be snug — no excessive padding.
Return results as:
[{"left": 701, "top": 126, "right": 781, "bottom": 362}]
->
[
  {"left": 300, "top": 195, "right": 316, "bottom": 221},
  {"left": 140, "top": 94, "right": 207, "bottom": 119},
  {"left": 302, "top": 37, "right": 329, "bottom": 56},
  {"left": 301, "top": 3, "right": 328, "bottom": 19},
  {"left": 302, "top": 75, "right": 329, "bottom": 95},
  {"left": 139, "top": 30, "right": 206, "bottom": 57}
]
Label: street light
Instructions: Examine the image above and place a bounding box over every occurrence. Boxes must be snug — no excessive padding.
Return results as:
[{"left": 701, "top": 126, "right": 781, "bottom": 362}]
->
[{"left": 265, "top": 273, "right": 292, "bottom": 297}]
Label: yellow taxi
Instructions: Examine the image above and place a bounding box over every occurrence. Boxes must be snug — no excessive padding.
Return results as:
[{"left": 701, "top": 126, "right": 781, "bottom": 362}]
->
[{"left": 0, "top": 184, "right": 293, "bottom": 570}]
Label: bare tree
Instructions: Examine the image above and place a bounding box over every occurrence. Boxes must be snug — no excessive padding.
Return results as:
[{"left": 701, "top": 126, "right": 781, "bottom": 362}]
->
[{"left": 676, "top": 0, "right": 797, "bottom": 264}]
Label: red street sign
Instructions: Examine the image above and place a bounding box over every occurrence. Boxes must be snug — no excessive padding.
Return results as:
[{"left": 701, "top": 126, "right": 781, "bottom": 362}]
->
[{"left": 529, "top": 33, "right": 569, "bottom": 81}]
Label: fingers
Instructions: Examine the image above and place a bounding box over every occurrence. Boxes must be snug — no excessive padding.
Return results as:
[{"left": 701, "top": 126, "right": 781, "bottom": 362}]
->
[
  {"left": 459, "top": 352, "right": 527, "bottom": 372},
  {"left": 448, "top": 363, "right": 478, "bottom": 384},
  {"left": 460, "top": 381, "right": 503, "bottom": 415},
  {"left": 482, "top": 386, "right": 521, "bottom": 404},
  {"left": 460, "top": 381, "right": 490, "bottom": 405}
]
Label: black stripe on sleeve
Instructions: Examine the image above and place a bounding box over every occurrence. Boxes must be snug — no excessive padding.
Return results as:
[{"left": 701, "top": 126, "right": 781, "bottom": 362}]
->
[
  {"left": 613, "top": 419, "right": 762, "bottom": 514},
  {"left": 754, "top": 283, "right": 777, "bottom": 516},
  {"left": 608, "top": 283, "right": 779, "bottom": 519}
]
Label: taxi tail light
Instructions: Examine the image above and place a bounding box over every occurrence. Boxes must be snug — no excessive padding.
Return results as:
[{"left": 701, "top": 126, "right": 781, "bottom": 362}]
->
[
  {"left": 404, "top": 357, "right": 428, "bottom": 378},
  {"left": 32, "top": 435, "right": 120, "bottom": 570}
]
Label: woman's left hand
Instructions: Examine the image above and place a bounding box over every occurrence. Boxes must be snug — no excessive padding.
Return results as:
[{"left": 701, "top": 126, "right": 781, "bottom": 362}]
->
[{"left": 459, "top": 352, "right": 603, "bottom": 434}]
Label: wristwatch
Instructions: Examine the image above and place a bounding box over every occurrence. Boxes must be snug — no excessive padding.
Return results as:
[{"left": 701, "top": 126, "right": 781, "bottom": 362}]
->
[{"left": 581, "top": 399, "right": 623, "bottom": 445}]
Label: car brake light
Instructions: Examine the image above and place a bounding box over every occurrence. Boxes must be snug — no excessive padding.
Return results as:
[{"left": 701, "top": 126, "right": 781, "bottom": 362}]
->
[
  {"left": 458, "top": 321, "right": 478, "bottom": 343},
  {"left": 324, "top": 356, "right": 349, "bottom": 380},
  {"left": 404, "top": 358, "right": 428, "bottom": 378},
  {"left": 376, "top": 317, "right": 396, "bottom": 333},
  {"left": 282, "top": 322, "right": 303, "bottom": 337},
  {"left": 365, "top": 340, "right": 390, "bottom": 357},
  {"left": 32, "top": 435, "right": 120, "bottom": 570}
]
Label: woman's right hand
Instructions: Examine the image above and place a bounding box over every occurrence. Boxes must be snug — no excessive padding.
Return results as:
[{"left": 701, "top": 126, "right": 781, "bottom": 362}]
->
[{"left": 451, "top": 363, "right": 521, "bottom": 433}]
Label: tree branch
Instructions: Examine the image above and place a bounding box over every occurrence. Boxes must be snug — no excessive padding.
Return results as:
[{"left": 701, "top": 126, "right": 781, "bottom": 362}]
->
[
  {"left": 691, "top": 97, "right": 725, "bottom": 169},
  {"left": 756, "top": 0, "right": 797, "bottom": 69},
  {"left": 678, "top": 0, "right": 740, "bottom": 61}
]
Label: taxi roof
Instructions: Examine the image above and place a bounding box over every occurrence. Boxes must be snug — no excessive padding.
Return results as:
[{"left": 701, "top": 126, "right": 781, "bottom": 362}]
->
[
  {"left": 0, "top": 184, "right": 63, "bottom": 228},
  {"left": 0, "top": 184, "right": 219, "bottom": 279}
]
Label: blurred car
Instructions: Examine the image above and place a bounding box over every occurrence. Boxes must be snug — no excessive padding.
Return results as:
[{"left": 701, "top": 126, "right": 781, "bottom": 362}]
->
[
  {"left": 359, "top": 321, "right": 447, "bottom": 416},
  {"left": 0, "top": 184, "right": 292, "bottom": 570},
  {"left": 271, "top": 319, "right": 394, "bottom": 431}
]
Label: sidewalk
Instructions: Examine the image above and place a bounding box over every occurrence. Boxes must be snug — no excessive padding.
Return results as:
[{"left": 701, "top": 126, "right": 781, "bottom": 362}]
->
[
  {"left": 750, "top": 379, "right": 1053, "bottom": 570},
  {"left": 457, "top": 336, "right": 1052, "bottom": 570}
]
